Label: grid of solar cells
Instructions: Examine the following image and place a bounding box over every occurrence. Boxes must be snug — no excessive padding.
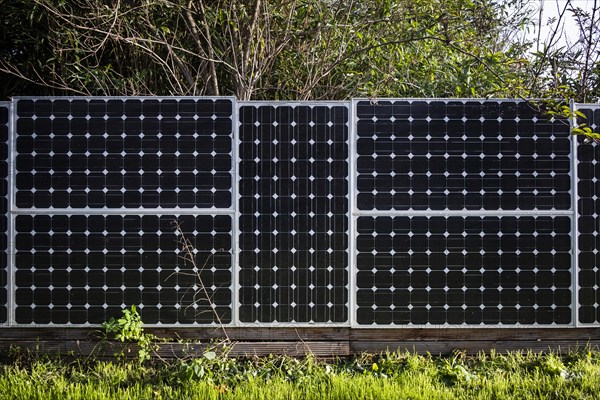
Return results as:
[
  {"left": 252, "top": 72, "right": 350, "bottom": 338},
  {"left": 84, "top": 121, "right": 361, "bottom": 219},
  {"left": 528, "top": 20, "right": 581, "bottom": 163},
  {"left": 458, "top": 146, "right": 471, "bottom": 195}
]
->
[
  {"left": 14, "top": 98, "right": 233, "bottom": 209},
  {"left": 576, "top": 105, "right": 600, "bottom": 324},
  {"left": 356, "top": 216, "right": 573, "bottom": 325},
  {"left": 0, "top": 102, "right": 9, "bottom": 323},
  {"left": 14, "top": 214, "right": 232, "bottom": 325},
  {"left": 238, "top": 104, "right": 349, "bottom": 323},
  {"left": 355, "top": 100, "right": 572, "bottom": 211}
]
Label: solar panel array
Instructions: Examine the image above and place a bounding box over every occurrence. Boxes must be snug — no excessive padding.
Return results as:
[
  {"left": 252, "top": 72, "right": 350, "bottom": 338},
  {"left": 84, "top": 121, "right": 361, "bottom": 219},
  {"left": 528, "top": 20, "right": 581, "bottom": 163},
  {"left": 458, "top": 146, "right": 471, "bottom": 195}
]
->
[
  {"left": 0, "top": 97, "right": 598, "bottom": 327},
  {"left": 12, "top": 97, "right": 235, "bottom": 325},
  {"left": 0, "top": 102, "right": 8, "bottom": 324},
  {"left": 354, "top": 100, "right": 573, "bottom": 325},
  {"left": 576, "top": 104, "right": 600, "bottom": 324}
]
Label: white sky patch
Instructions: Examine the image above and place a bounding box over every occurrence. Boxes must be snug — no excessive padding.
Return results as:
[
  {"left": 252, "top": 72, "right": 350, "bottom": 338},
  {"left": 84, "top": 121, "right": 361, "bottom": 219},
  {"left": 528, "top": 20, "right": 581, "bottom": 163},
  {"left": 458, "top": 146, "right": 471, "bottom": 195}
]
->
[{"left": 529, "top": 0, "right": 596, "bottom": 49}]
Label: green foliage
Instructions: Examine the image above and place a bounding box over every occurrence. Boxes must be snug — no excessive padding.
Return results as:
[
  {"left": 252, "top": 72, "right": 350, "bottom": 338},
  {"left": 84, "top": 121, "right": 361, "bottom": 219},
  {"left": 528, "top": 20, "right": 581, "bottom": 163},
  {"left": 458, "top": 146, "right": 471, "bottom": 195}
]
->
[
  {"left": 101, "top": 305, "right": 157, "bottom": 363},
  {"left": 0, "top": 0, "right": 549, "bottom": 100},
  {"left": 438, "top": 350, "right": 478, "bottom": 384},
  {"left": 540, "top": 354, "right": 568, "bottom": 377}
]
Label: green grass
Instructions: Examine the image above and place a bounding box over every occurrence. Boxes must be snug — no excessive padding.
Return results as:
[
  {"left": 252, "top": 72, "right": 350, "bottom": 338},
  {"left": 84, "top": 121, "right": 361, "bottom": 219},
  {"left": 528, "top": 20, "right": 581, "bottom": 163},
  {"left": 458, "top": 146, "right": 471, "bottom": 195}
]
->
[{"left": 1, "top": 348, "right": 600, "bottom": 399}]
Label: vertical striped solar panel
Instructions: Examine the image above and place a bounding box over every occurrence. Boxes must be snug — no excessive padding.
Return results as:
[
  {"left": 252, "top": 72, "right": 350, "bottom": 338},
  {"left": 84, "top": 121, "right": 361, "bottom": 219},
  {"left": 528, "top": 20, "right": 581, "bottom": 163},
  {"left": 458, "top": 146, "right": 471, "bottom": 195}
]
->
[
  {"left": 576, "top": 104, "right": 600, "bottom": 324},
  {"left": 238, "top": 104, "right": 349, "bottom": 323},
  {"left": 0, "top": 102, "right": 8, "bottom": 323}
]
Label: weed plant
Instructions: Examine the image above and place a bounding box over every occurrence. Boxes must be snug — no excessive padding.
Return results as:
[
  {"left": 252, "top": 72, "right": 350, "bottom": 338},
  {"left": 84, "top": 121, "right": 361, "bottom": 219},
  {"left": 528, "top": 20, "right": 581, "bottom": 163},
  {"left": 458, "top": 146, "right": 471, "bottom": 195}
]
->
[{"left": 1, "top": 347, "right": 600, "bottom": 399}]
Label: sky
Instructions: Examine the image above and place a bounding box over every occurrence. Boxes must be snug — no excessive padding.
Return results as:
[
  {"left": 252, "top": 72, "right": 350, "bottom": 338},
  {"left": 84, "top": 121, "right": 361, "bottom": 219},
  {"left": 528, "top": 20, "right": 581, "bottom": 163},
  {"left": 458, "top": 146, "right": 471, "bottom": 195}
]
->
[{"left": 530, "top": 0, "right": 597, "bottom": 49}]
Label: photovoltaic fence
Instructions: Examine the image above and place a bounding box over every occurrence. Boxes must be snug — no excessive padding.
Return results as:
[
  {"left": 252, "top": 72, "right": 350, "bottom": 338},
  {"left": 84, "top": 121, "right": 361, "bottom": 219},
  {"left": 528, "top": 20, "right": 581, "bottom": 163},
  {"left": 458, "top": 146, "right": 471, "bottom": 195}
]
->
[
  {"left": 354, "top": 100, "right": 573, "bottom": 325},
  {"left": 0, "top": 97, "right": 599, "bottom": 328},
  {"left": 12, "top": 97, "right": 235, "bottom": 325},
  {"left": 1, "top": 102, "right": 8, "bottom": 324},
  {"left": 237, "top": 104, "right": 349, "bottom": 323},
  {"left": 576, "top": 103, "right": 600, "bottom": 324}
]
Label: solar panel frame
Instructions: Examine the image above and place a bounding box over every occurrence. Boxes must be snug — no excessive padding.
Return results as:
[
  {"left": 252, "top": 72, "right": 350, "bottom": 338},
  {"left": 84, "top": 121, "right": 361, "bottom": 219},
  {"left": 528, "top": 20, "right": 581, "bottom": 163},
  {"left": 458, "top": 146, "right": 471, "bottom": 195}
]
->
[
  {"left": 353, "top": 99, "right": 572, "bottom": 213},
  {"left": 12, "top": 96, "right": 236, "bottom": 212},
  {"left": 12, "top": 213, "right": 234, "bottom": 326}
]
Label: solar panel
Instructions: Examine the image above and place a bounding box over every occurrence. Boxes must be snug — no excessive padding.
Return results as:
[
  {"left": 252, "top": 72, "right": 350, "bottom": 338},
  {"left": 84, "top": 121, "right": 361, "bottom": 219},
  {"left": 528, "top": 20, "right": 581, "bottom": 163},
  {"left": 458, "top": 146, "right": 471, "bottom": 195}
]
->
[
  {"left": 0, "top": 102, "right": 9, "bottom": 323},
  {"left": 355, "top": 100, "right": 571, "bottom": 211},
  {"left": 14, "top": 98, "right": 233, "bottom": 209},
  {"left": 356, "top": 215, "right": 572, "bottom": 325},
  {"left": 238, "top": 104, "right": 349, "bottom": 323},
  {"left": 14, "top": 214, "right": 232, "bottom": 325},
  {"left": 2, "top": 96, "right": 597, "bottom": 328},
  {"left": 576, "top": 104, "right": 600, "bottom": 324}
]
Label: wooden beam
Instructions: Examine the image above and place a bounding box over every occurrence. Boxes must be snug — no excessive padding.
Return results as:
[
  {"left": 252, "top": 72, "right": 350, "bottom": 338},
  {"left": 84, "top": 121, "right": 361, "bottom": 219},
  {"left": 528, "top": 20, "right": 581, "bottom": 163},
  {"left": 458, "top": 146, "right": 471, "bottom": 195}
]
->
[{"left": 2, "top": 327, "right": 600, "bottom": 358}]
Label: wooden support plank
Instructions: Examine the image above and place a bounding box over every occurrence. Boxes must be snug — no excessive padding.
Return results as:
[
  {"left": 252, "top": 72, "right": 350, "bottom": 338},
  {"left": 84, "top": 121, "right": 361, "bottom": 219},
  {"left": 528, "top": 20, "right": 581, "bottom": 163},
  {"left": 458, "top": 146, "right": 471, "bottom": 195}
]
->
[
  {"left": 147, "top": 327, "right": 350, "bottom": 341},
  {"left": 0, "top": 340, "right": 350, "bottom": 359},
  {"left": 2, "top": 327, "right": 599, "bottom": 343},
  {"left": 2, "top": 327, "right": 600, "bottom": 359},
  {"left": 351, "top": 340, "right": 600, "bottom": 355},
  {"left": 3, "top": 338, "right": 599, "bottom": 359},
  {"left": 349, "top": 328, "right": 600, "bottom": 341},
  {"left": 0, "top": 327, "right": 351, "bottom": 341}
]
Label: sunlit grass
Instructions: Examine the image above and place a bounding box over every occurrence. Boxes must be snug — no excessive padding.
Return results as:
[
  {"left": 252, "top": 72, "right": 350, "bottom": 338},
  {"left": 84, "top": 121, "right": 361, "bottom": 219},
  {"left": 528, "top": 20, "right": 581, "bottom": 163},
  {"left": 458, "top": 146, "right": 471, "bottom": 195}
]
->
[{"left": 1, "top": 348, "right": 600, "bottom": 399}]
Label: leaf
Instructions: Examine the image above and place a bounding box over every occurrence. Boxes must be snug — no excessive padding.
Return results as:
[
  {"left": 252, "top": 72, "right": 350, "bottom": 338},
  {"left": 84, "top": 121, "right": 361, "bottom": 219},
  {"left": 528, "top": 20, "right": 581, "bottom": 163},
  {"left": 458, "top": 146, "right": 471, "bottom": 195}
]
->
[{"left": 204, "top": 351, "right": 217, "bottom": 360}]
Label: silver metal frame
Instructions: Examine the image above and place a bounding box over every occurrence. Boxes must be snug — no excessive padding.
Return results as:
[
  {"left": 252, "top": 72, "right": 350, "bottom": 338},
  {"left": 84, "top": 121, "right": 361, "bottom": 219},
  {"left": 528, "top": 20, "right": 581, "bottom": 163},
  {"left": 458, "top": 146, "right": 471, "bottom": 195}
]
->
[
  {"left": 7, "top": 100, "right": 15, "bottom": 327},
  {"left": 10, "top": 96, "right": 237, "bottom": 214},
  {"left": 348, "top": 100, "right": 358, "bottom": 328},
  {"left": 8, "top": 96, "right": 237, "bottom": 327},
  {"left": 234, "top": 101, "right": 352, "bottom": 327},
  {"left": 570, "top": 99, "right": 580, "bottom": 327},
  {"left": 350, "top": 98, "right": 578, "bottom": 328}
]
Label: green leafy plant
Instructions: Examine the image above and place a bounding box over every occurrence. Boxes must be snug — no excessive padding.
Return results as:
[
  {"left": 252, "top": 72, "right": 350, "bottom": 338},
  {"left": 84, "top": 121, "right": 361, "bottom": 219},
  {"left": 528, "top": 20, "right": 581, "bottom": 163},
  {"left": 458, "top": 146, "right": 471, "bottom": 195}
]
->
[
  {"left": 178, "top": 351, "right": 218, "bottom": 381},
  {"left": 101, "top": 305, "right": 158, "bottom": 363},
  {"left": 438, "top": 351, "right": 478, "bottom": 385},
  {"left": 540, "top": 354, "right": 568, "bottom": 377}
]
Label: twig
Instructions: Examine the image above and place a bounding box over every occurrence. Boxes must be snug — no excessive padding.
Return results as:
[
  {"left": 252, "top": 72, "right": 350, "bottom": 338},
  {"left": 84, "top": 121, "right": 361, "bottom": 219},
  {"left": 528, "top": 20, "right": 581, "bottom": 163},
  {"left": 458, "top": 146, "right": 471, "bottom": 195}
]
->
[{"left": 171, "top": 220, "right": 230, "bottom": 342}]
